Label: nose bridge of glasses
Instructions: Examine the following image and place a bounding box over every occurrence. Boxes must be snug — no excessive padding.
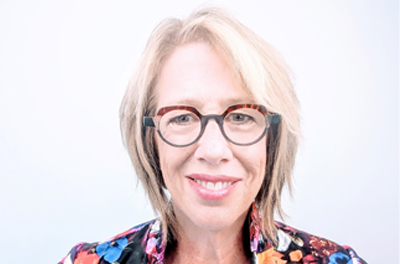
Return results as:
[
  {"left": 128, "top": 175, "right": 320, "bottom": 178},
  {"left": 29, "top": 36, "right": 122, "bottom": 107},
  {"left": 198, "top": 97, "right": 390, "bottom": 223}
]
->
[
  {"left": 201, "top": 114, "right": 225, "bottom": 130},
  {"left": 198, "top": 114, "right": 226, "bottom": 140}
]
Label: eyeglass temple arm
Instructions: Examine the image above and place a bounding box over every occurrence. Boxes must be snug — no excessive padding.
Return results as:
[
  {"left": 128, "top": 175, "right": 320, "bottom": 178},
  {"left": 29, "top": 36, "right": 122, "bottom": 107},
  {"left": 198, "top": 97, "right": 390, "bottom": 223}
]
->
[
  {"left": 143, "top": 117, "right": 155, "bottom": 127},
  {"left": 268, "top": 113, "right": 281, "bottom": 125},
  {"left": 268, "top": 113, "right": 281, "bottom": 139}
]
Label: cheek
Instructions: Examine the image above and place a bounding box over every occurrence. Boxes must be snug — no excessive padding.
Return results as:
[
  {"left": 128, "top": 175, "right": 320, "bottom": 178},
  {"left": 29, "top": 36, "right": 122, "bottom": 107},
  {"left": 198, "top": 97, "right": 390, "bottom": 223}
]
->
[
  {"left": 248, "top": 138, "right": 267, "bottom": 170},
  {"left": 237, "top": 139, "right": 267, "bottom": 185},
  {"left": 156, "top": 138, "right": 193, "bottom": 185},
  {"left": 157, "top": 146, "right": 177, "bottom": 192},
  {"left": 156, "top": 138, "right": 172, "bottom": 176}
]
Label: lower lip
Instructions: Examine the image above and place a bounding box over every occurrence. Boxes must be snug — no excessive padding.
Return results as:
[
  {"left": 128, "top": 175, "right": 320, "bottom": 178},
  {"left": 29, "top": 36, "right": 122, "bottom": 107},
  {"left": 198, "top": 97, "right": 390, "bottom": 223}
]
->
[{"left": 187, "top": 178, "right": 238, "bottom": 200}]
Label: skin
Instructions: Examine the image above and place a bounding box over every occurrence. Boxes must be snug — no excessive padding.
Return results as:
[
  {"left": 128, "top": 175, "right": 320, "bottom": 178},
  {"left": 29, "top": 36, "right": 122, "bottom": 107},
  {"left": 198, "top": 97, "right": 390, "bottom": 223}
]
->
[{"left": 155, "top": 43, "right": 267, "bottom": 264}]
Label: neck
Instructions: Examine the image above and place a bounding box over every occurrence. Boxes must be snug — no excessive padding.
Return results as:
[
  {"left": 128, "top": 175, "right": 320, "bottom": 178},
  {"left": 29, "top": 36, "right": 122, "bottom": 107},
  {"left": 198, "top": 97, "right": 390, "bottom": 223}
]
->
[{"left": 164, "top": 205, "right": 252, "bottom": 264}]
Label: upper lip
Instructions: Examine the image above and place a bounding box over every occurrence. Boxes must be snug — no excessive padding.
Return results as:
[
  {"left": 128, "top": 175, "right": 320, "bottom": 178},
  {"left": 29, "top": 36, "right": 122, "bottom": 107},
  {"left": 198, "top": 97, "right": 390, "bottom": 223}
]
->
[{"left": 186, "top": 173, "right": 240, "bottom": 183}]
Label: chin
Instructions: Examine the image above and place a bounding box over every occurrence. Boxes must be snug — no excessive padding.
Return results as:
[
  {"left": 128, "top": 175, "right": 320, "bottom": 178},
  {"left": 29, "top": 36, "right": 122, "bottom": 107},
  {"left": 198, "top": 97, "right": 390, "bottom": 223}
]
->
[{"left": 174, "top": 200, "right": 249, "bottom": 233}]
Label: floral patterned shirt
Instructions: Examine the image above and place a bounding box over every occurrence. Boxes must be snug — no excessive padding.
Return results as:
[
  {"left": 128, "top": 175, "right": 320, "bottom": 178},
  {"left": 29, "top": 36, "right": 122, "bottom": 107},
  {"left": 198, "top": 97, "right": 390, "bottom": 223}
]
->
[{"left": 59, "top": 204, "right": 367, "bottom": 264}]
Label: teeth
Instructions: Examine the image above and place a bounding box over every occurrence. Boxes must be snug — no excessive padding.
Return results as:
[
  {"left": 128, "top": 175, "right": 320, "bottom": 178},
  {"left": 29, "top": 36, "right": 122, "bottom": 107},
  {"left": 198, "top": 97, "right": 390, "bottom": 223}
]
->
[
  {"left": 194, "top": 180, "right": 233, "bottom": 191},
  {"left": 201, "top": 181, "right": 207, "bottom": 188}
]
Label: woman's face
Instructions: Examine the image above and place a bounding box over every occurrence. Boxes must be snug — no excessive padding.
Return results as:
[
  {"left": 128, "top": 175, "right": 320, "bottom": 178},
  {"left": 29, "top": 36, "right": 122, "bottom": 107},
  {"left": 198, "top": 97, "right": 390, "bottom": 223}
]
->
[{"left": 155, "top": 43, "right": 267, "bottom": 232}]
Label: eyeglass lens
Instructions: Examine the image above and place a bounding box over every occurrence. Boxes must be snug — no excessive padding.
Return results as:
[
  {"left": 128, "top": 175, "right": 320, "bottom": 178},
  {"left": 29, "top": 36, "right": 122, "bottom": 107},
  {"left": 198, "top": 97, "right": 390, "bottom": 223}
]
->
[{"left": 158, "top": 107, "right": 267, "bottom": 146}]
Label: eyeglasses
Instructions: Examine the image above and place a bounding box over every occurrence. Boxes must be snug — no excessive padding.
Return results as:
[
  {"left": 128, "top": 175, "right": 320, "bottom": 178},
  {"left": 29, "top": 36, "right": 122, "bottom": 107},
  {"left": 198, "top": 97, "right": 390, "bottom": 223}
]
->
[{"left": 144, "top": 104, "right": 279, "bottom": 147}]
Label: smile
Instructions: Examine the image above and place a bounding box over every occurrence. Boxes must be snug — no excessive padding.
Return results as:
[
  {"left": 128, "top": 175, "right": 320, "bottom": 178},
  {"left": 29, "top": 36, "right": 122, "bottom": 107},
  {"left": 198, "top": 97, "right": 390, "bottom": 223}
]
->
[
  {"left": 187, "top": 174, "right": 239, "bottom": 200},
  {"left": 193, "top": 180, "right": 234, "bottom": 191}
]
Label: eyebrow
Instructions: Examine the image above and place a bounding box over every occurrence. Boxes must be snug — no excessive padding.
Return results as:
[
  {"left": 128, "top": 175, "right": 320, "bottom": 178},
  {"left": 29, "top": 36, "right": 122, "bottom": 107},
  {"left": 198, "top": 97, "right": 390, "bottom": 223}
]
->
[{"left": 169, "top": 97, "right": 253, "bottom": 108}]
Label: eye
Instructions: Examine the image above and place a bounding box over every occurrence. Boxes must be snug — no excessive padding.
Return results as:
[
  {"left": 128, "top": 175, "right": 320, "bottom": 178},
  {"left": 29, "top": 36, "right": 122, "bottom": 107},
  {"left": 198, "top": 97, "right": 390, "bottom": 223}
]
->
[
  {"left": 226, "top": 113, "right": 254, "bottom": 124},
  {"left": 169, "top": 114, "right": 198, "bottom": 125}
]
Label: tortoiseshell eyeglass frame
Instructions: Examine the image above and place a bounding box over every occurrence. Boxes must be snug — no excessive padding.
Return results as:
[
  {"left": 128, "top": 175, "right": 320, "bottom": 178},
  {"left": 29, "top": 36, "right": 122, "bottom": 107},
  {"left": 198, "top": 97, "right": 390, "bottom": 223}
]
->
[{"left": 143, "top": 104, "right": 280, "bottom": 147}]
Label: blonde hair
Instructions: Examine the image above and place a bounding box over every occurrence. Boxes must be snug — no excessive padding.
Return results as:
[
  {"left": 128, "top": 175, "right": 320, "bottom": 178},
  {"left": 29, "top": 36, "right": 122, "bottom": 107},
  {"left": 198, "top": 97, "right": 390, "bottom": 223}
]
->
[{"left": 120, "top": 7, "right": 301, "bottom": 244}]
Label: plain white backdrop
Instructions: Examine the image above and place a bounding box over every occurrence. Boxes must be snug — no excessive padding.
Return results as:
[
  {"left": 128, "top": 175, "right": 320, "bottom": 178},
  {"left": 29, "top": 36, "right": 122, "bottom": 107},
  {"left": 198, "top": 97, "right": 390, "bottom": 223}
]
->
[{"left": 0, "top": 1, "right": 398, "bottom": 263}]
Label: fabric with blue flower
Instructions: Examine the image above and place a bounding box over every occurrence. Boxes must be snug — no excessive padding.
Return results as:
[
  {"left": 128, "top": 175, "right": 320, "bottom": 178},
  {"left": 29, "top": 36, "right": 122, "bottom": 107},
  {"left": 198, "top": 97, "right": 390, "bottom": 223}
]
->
[
  {"left": 96, "top": 237, "right": 128, "bottom": 263},
  {"left": 328, "top": 252, "right": 351, "bottom": 264}
]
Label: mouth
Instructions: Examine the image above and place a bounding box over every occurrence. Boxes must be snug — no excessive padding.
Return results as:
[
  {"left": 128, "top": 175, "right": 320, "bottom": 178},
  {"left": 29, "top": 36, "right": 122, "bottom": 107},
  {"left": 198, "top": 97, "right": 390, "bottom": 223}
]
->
[
  {"left": 189, "top": 178, "right": 234, "bottom": 191},
  {"left": 187, "top": 174, "right": 240, "bottom": 200}
]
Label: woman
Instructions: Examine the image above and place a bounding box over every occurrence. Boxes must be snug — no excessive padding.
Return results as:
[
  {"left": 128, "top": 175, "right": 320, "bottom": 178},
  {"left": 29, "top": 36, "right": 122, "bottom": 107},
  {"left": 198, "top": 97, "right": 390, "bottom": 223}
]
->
[{"left": 59, "top": 7, "right": 366, "bottom": 264}]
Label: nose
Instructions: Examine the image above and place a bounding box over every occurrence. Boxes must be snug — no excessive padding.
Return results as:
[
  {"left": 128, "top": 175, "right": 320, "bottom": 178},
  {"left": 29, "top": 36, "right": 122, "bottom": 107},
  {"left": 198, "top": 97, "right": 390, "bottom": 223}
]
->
[{"left": 193, "top": 120, "right": 233, "bottom": 165}]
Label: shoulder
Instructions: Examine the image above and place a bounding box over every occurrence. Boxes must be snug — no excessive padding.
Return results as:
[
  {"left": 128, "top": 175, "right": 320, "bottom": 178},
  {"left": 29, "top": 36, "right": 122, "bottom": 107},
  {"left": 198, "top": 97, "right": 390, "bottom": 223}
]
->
[
  {"left": 58, "top": 219, "right": 160, "bottom": 264},
  {"left": 256, "top": 221, "right": 367, "bottom": 264}
]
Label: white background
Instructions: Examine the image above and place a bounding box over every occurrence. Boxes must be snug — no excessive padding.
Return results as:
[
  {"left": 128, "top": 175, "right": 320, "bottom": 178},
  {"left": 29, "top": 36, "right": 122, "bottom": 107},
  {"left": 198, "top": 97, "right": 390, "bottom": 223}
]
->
[{"left": 0, "top": 1, "right": 398, "bottom": 263}]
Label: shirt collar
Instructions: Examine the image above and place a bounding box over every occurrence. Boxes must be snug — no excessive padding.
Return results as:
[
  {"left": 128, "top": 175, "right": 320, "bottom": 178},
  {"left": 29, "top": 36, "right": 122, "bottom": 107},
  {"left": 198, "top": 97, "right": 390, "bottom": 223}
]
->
[
  {"left": 145, "top": 220, "right": 165, "bottom": 263},
  {"left": 249, "top": 202, "right": 274, "bottom": 253}
]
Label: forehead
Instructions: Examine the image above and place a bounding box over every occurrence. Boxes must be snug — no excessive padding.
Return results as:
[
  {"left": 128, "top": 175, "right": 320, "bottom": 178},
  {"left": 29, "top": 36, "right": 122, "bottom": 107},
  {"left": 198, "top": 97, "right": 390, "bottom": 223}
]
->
[{"left": 155, "top": 43, "right": 253, "bottom": 112}]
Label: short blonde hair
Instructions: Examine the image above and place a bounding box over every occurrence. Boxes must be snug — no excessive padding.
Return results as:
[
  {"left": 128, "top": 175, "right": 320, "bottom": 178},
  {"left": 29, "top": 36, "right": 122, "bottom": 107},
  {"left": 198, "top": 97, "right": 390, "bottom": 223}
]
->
[{"left": 120, "top": 7, "right": 301, "bottom": 244}]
